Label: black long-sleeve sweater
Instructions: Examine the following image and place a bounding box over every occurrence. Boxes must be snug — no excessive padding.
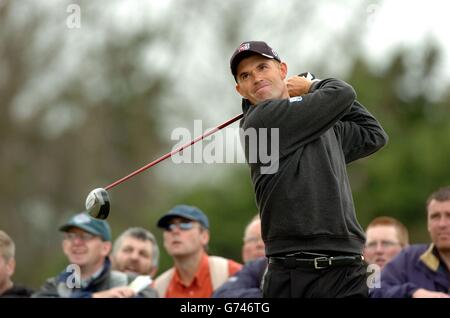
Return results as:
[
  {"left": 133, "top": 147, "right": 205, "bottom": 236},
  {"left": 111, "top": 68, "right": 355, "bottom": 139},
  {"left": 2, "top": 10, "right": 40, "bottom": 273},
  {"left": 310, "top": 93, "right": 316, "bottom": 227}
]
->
[{"left": 239, "top": 78, "right": 388, "bottom": 256}]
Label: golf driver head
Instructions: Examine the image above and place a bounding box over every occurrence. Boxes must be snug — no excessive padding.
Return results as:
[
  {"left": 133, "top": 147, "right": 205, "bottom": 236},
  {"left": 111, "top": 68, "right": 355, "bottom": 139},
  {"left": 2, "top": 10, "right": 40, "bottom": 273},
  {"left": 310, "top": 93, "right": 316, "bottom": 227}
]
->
[{"left": 85, "top": 188, "right": 110, "bottom": 220}]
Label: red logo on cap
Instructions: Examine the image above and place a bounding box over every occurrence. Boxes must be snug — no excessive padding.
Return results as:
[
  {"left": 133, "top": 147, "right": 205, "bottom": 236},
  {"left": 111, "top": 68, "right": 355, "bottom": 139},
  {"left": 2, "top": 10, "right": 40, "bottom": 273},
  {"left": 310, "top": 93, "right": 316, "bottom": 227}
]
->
[{"left": 238, "top": 43, "right": 250, "bottom": 52}]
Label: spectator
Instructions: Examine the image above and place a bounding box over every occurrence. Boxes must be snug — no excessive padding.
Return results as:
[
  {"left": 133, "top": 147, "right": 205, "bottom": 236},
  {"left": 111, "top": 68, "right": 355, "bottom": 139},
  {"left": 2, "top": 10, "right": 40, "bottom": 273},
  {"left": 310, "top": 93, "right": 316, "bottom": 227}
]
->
[
  {"left": 371, "top": 186, "right": 450, "bottom": 298},
  {"left": 0, "top": 230, "right": 33, "bottom": 297},
  {"left": 33, "top": 212, "right": 158, "bottom": 298},
  {"left": 242, "top": 215, "right": 265, "bottom": 263},
  {"left": 213, "top": 215, "right": 266, "bottom": 298},
  {"left": 154, "top": 205, "right": 242, "bottom": 297},
  {"left": 364, "top": 216, "right": 409, "bottom": 269},
  {"left": 212, "top": 257, "right": 267, "bottom": 298},
  {"left": 112, "top": 227, "right": 159, "bottom": 278}
]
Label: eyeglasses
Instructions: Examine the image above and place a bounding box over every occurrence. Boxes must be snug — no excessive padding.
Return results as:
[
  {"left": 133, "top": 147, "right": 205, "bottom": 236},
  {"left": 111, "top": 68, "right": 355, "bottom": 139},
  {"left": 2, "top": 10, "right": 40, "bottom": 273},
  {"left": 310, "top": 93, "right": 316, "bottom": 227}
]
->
[
  {"left": 64, "top": 232, "right": 96, "bottom": 242},
  {"left": 243, "top": 236, "right": 263, "bottom": 244},
  {"left": 364, "top": 240, "right": 400, "bottom": 250},
  {"left": 164, "top": 222, "right": 194, "bottom": 232}
]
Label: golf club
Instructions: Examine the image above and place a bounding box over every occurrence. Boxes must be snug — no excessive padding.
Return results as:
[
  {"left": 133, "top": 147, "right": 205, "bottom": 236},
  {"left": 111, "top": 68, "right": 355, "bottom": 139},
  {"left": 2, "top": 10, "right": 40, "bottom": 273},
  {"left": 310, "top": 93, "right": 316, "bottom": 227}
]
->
[{"left": 86, "top": 113, "right": 244, "bottom": 219}]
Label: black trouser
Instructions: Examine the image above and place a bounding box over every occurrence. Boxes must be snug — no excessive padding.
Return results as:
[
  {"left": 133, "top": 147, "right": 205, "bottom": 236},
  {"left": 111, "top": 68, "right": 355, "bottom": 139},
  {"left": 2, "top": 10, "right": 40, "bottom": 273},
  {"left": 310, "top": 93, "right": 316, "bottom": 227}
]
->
[{"left": 263, "top": 260, "right": 369, "bottom": 298}]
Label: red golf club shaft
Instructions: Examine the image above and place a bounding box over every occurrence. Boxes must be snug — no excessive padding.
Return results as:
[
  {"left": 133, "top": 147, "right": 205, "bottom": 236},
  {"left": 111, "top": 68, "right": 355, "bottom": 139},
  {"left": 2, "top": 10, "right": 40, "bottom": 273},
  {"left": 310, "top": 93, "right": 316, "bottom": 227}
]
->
[{"left": 105, "top": 113, "right": 244, "bottom": 190}]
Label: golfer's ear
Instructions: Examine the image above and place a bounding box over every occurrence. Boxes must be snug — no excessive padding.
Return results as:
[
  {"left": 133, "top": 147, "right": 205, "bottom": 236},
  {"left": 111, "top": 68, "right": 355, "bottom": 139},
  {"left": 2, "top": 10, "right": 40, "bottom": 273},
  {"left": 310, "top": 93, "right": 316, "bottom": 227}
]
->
[
  {"left": 280, "top": 62, "right": 288, "bottom": 80},
  {"left": 236, "top": 83, "right": 244, "bottom": 98}
]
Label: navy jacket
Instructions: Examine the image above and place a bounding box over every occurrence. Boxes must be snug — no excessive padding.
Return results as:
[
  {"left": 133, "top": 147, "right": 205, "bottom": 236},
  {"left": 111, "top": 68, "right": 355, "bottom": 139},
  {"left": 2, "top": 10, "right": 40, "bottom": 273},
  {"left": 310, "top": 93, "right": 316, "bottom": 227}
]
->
[
  {"left": 212, "top": 257, "right": 267, "bottom": 298},
  {"left": 371, "top": 244, "right": 450, "bottom": 298}
]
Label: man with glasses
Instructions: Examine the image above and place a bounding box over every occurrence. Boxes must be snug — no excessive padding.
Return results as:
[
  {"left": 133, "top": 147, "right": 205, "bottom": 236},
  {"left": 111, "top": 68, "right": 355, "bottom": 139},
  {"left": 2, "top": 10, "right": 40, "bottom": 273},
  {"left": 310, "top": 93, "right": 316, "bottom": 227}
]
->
[
  {"left": 154, "top": 205, "right": 242, "bottom": 297},
  {"left": 33, "top": 212, "right": 158, "bottom": 298},
  {"left": 213, "top": 214, "right": 267, "bottom": 298},
  {"left": 372, "top": 187, "right": 450, "bottom": 298},
  {"left": 363, "top": 216, "right": 409, "bottom": 269},
  {"left": 242, "top": 215, "right": 265, "bottom": 264}
]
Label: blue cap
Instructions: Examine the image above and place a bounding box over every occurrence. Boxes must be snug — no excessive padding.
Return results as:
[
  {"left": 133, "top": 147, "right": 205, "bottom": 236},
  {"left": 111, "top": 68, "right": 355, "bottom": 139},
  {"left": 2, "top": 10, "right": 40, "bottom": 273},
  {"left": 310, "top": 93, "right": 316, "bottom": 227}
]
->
[
  {"left": 157, "top": 205, "right": 209, "bottom": 229},
  {"left": 59, "top": 212, "right": 112, "bottom": 241}
]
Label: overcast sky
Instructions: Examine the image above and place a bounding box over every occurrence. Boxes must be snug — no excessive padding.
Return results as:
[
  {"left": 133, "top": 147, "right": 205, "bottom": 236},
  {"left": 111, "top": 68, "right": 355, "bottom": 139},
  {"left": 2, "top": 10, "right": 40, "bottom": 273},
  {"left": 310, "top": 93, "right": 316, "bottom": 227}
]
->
[
  {"left": 363, "top": 0, "right": 450, "bottom": 80},
  {"left": 84, "top": 0, "right": 450, "bottom": 78}
]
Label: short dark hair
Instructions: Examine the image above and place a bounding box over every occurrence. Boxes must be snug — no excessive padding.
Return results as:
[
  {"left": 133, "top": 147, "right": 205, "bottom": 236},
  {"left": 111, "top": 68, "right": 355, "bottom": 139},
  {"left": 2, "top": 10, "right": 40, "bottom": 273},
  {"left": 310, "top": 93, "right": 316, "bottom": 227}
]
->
[{"left": 426, "top": 186, "right": 450, "bottom": 210}]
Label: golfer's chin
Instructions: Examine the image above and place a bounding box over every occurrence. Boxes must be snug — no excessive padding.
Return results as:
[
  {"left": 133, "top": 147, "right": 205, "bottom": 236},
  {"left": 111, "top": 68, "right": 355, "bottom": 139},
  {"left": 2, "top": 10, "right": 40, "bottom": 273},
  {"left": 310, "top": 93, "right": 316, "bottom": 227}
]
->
[{"left": 252, "top": 91, "right": 275, "bottom": 105}]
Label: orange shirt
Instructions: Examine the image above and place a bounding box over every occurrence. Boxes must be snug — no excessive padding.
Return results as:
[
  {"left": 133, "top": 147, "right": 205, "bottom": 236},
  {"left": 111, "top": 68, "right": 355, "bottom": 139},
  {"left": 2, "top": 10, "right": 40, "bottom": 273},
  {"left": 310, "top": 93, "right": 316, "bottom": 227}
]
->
[{"left": 165, "top": 252, "right": 242, "bottom": 298}]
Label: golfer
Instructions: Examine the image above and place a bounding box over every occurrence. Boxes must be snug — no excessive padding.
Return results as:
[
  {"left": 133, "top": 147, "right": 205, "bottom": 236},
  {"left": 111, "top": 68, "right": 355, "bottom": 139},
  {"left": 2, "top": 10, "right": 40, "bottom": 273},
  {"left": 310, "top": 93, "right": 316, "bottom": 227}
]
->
[{"left": 230, "top": 41, "right": 388, "bottom": 298}]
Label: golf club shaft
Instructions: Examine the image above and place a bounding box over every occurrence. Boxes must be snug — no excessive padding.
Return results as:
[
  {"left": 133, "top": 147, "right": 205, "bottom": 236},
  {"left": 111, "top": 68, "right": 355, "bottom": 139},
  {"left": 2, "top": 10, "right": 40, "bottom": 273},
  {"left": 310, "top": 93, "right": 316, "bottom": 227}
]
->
[{"left": 105, "top": 113, "right": 244, "bottom": 190}]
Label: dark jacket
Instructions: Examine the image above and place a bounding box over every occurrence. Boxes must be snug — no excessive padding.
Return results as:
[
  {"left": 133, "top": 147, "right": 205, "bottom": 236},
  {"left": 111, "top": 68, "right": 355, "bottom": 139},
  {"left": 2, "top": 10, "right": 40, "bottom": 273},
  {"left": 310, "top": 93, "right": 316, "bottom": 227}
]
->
[
  {"left": 33, "top": 258, "right": 158, "bottom": 298},
  {"left": 371, "top": 244, "right": 450, "bottom": 298},
  {"left": 212, "top": 257, "right": 267, "bottom": 298},
  {"left": 240, "top": 78, "right": 388, "bottom": 256},
  {"left": 0, "top": 284, "right": 34, "bottom": 298}
]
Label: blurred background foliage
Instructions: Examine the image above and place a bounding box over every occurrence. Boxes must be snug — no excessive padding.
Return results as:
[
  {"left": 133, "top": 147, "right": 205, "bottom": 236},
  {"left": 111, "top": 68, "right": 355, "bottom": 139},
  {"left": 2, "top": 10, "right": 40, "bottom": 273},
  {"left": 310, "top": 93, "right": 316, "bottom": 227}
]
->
[{"left": 1, "top": 0, "right": 449, "bottom": 287}]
